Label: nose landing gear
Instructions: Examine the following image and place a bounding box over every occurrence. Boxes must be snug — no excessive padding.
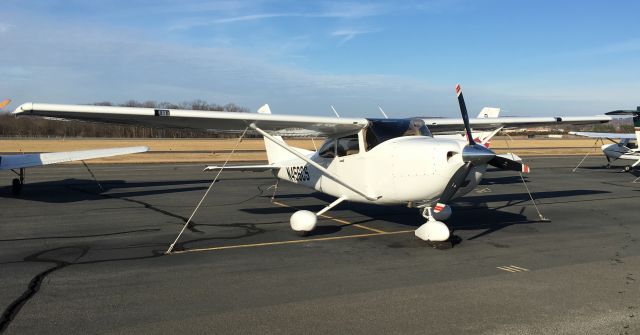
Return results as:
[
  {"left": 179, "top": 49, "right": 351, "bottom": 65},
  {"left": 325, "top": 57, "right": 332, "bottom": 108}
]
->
[{"left": 415, "top": 206, "right": 454, "bottom": 250}]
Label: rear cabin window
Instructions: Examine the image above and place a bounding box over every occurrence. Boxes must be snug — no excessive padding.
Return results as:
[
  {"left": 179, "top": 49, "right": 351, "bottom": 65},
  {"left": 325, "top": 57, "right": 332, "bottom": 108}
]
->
[
  {"left": 318, "top": 139, "right": 336, "bottom": 158},
  {"left": 364, "top": 118, "right": 432, "bottom": 151},
  {"left": 318, "top": 135, "right": 360, "bottom": 158}
]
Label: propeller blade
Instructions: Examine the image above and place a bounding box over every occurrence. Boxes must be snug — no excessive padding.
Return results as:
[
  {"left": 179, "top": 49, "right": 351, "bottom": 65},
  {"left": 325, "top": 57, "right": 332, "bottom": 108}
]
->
[
  {"left": 439, "top": 162, "right": 474, "bottom": 204},
  {"left": 455, "top": 84, "right": 475, "bottom": 146},
  {"left": 488, "top": 155, "right": 531, "bottom": 173}
]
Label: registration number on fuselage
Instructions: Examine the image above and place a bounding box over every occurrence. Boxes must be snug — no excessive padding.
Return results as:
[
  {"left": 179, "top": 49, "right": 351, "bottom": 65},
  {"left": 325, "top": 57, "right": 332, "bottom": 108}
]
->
[{"left": 286, "top": 165, "right": 310, "bottom": 182}]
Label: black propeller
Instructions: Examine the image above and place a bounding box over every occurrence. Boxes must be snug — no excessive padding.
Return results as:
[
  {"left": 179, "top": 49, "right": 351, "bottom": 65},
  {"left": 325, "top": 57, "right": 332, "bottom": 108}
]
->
[
  {"left": 488, "top": 155, "right": 529, "bottom": 173},
  {"left": 456, "top": 84, "right": 476, "bottom": 147},
  {"left": 436, "top": 84, "right": 529, "bottom": 205},
  {"left": 439, "top": 162, "right": 474, "bottom": 205}
]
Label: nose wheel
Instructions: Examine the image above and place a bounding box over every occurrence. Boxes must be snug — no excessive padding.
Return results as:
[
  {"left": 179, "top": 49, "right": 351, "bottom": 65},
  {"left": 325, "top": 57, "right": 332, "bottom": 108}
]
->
[{"left": 415, "top": 206, "right": 454, "bottom": 250}]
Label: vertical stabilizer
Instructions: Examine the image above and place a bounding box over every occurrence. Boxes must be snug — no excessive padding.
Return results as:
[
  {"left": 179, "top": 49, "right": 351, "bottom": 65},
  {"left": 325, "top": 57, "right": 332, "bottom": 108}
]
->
[
  {"left": 477, "top": 107, "right": 501, "bottom": 118},
  {"left": 263, "top": 136, "right": 314, "bottom": 164},
  {"left": 257, "top": 104, "right": 271, "bottom": 114}
]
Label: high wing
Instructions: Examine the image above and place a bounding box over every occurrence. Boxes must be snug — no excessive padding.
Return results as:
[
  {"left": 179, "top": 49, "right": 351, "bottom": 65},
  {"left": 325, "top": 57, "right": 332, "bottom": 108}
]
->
[
  {"left": 12, "top": 103, "right": 368, "bottom": 137},
  {"left": 12, "top": 102, "right": 611, "bottom": 136},
  {"left": 569, "top": 131, "right": 636, "bottom": 140},
  {"left": 422, "top": 116, "right": 612, "bottom": 132},
  {"left": 0, "top": 146, "right": 148, "bottom": 170}
]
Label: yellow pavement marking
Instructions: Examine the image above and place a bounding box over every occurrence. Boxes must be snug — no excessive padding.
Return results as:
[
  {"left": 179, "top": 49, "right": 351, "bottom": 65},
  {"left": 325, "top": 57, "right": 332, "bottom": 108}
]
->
[
  {"left": 497, "top": 265, "right": 530, "bottom": 273},
  {"left": 171, "top": 230, "right": 413, "bottom": 254},
  {"left": 271, "top": 200, "right": 387, "bottom": 233}
]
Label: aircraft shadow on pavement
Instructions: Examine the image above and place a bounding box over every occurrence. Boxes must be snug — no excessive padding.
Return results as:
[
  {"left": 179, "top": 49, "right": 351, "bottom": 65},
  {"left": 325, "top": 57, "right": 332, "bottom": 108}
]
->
[
  {"left": 245, "top": 188, "right": 610, "bottom": 239},
  {"left": 459, "top": 189, "right": 609, "bottom": 205},
  {"left": 0, "top": 178, "right": 213, "bottom": 203}
]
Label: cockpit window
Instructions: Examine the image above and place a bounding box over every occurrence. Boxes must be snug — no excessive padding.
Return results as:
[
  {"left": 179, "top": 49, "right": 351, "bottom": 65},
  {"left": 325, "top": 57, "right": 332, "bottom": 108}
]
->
[
  {"left": 365, "top": 118, "right": 432, "bottom": 151},
  {"left": 336, "top": 134, "right": 359, "bottom": 157}
]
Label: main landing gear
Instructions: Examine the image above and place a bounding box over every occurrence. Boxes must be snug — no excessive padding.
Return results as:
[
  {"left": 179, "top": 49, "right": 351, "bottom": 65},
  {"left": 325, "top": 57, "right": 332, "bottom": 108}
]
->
[
  {"left": 289, "top": 196, "right": 347, "bottom": 236},
  {"left": 415, "top": 205, "right": 454, "bottom": 250},
  {"left": 10, "top": 168, "right": 25, "bottom": 196}
]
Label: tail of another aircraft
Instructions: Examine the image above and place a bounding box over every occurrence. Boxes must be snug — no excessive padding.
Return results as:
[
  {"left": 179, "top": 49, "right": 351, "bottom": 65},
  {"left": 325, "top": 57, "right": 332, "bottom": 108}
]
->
[
  {"left": 477, "top": 107, "right": 501, "bottom": 118},
  {"left": 606, "top": 107, "right": 640, "bottom": 143}
]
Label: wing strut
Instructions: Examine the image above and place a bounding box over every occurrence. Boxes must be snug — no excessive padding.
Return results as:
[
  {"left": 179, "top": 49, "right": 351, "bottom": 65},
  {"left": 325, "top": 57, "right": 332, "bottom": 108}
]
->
[
  {"left": 633, "top": 159, "right": 640, "bottom": 183},
  {"left": 166, "top": 127, "right": 250, "bottom": 254},
  {"left": 250, "top": 123, "right": 381, "bottom": 202},
  {"left": 573, "top": 137, "right": 605, "bottom": 172}
]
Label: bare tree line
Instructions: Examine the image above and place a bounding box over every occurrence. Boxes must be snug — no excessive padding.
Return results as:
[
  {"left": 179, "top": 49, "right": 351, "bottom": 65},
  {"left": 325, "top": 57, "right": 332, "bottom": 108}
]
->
[{"left": 0, "top": 100, "right": 256, "bottom": 138}]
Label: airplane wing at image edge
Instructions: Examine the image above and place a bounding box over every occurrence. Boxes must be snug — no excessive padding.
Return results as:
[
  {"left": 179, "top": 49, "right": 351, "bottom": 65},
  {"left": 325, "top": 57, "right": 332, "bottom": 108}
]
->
[{"left": 0, "top": 146, "right": 149, "bottom": 170}]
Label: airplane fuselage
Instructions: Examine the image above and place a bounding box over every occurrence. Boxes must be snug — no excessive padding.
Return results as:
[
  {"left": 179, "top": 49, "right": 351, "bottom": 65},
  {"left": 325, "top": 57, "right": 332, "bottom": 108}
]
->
[{"left": 273, "top": 136, "right": 486, "bottom": 206}]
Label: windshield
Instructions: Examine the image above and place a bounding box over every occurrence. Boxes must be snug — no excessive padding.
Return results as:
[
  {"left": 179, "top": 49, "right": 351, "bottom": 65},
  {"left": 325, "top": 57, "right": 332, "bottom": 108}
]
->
[{"left": 365, "top": 118, "right": 432, "bottom": 151}]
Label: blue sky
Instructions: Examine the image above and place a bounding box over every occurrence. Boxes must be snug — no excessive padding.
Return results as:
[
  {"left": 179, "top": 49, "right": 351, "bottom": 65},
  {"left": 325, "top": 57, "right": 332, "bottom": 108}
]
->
[{"left": 1, "top": 0, "right": 639, "bottom": 117}]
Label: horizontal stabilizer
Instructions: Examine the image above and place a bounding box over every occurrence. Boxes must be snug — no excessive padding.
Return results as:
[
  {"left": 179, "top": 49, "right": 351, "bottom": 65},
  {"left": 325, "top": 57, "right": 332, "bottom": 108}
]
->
[
  {"left": 203, "top": 164, "right": 279, "bottom": 172},
  {"left": 0, "top": 146, "right": 148, "bottom": 170}
]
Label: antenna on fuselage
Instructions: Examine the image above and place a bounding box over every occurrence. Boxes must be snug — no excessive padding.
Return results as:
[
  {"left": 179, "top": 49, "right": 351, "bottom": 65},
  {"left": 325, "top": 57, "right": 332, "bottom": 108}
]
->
[
  {"left": 330, "top": 105, "right": 340, "bottom": 118},
  {"left": 377, "top": 105, "right": 389, "bottom": 119}
]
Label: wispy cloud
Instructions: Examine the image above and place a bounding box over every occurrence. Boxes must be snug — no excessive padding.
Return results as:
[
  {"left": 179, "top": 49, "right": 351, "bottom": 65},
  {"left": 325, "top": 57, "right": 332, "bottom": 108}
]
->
[
  {"left": 331, "top": 28, "right": 380, "bottom": 44},
  {"left": 0, "top": 16, "right": 441, "bottom": 116},
  {"left": 170, "top": 3, "right": 385, "bottom": 30}
]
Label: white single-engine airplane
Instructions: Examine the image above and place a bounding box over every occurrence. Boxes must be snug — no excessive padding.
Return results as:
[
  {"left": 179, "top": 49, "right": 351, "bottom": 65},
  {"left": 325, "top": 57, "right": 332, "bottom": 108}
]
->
[
  {"left": 12, "top": 85, "right": 611, "bottom": 247},
  {"left": 571, "top": 107, "right": 640, "bottom": 171},
  {"left": 1, "top": 99, "right": 148, "bottom": 195}
]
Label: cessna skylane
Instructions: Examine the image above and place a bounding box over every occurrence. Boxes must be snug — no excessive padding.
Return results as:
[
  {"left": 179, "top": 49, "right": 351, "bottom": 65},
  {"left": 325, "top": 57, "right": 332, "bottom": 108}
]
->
[
  {"left": 1, "top": 99, "right": 148, "bottom": 195},
  {"left": 12, "top": 85, "right": 611, "bottom": 246},
  {"left": 571, "top": 107, "right": 640, "bottom": 171}
]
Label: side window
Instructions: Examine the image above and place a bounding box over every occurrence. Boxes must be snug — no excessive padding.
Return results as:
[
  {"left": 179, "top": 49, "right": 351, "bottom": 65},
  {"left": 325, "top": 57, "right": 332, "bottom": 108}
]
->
[
  {"left": 318, "top": 139, "right": 336, "bottom": 158},
  {"left": 336, "top": 134, "right": 359, "bottom": 157}
]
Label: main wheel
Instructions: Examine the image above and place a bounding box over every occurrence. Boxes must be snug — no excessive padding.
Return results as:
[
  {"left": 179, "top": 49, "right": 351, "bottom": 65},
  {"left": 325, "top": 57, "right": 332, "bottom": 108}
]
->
[{"left": 12, "top": 178, "right": 23, "bottom": 195}]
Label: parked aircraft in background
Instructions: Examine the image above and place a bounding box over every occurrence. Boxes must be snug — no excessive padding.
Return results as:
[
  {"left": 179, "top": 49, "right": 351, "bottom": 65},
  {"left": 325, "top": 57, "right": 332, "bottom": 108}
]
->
[
  {"left": 11, "top": 85, "right": 612, "bottom": 247},
  {"left": 1, "top": 98, "right": 149, "bottom": 195},
  {"left": 570, "top": 107, "right": 640, "bottom": 171},
  {"left": 1, "top": 147, "right": 148, "bottom": 195}
]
